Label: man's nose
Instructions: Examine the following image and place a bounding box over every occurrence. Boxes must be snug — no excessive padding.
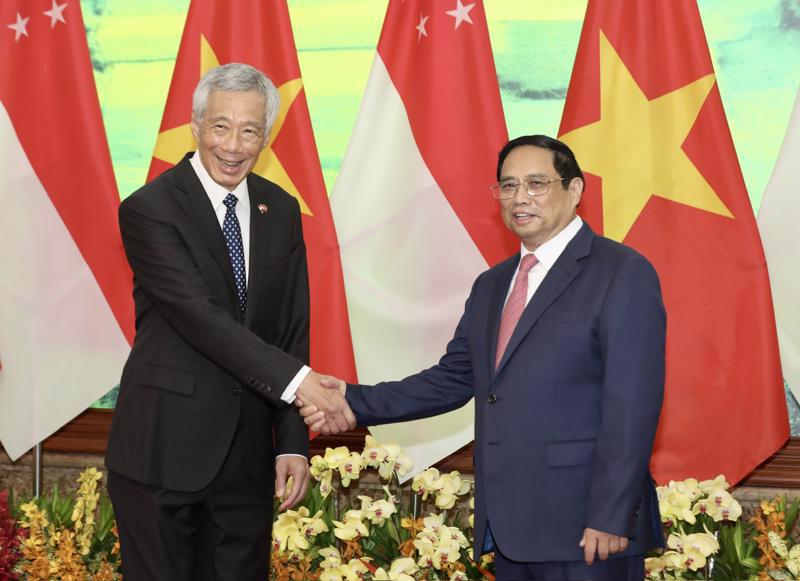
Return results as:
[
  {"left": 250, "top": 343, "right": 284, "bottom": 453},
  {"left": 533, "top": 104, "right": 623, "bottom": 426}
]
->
[
  {"left": 220, "top": 131, "right": 244, "bottom": 152},
  {"left": 511, "top": 183, "right": 531, "bottom": 204}
]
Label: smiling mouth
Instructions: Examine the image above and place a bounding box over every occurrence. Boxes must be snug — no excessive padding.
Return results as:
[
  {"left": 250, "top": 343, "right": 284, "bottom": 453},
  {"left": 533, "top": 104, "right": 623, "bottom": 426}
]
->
[{"left": 217, "top": 157, "right": 243, "bottom": 169}]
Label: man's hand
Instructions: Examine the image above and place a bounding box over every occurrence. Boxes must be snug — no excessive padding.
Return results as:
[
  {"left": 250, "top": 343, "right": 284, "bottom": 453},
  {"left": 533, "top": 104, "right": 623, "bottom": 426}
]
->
[
  {"left": 275, "top": 455, "right": 310, "bottom": 512},
  {"left": 294, "top": 372, "right": 354, "bottom": 433},
  {"left": 579, "top": 527, "right": 629, "bottom": 565},
  {"left": 296, "top": 375, "right": 349, "bottom": 434}
]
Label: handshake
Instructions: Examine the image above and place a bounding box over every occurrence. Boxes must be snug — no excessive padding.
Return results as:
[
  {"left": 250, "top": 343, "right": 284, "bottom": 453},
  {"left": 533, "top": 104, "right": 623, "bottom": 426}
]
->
[{"left": 294, "top": 371, "right": 355, "bottom": 435}]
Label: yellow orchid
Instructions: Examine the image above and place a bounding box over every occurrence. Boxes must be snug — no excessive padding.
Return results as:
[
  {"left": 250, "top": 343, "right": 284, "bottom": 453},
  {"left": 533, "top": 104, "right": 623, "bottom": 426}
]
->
[
  {"left": 362, "top": 435, "right": 389, "bottom": 467},
  {"left": 432, "top": 539, "right": 463, "bottom": 570},
  {"left": 666, "top": 530, "right": 719, "bottom": 571},
  {"left": 310, "top": 454, "right": 334, "bottom": 498},
  {"left": 393, "top": 450, "right": 414, "bottom": 478},
  {"left": 323, "top": 446, "right": 351, "bottom": 469},
  {"left": 358, "top": 495, "right": 397, "bottom": 525},
  {"left": 658, "top": 488, "right": 696, "bottom": 525},
  {"left": 318, "top": 546, "right": 343, "bottom": 569},
  {"left": 706, "top": 489, "right": 742, "bottom": 522},
  {"left": 310, "top": 454, "right": 330, "bottom": 479},
  {"left": 449, "top": 571, "right": 470, "bottom": 580},
  {"left": 469, "top": 497, "right": 475, "bottom": 528},
  {"left": 302, "top": 510, "right": 329, "bottom": 537},
  {"left": 412, "top": 468, "right": 440, "bottom": 500},
  {"left": 645, "top": 555, "right": 666, "bottom": 578},
  {"left": 434, "top": 471, "right": 472, "bottom": 510},
  {"left": 338, "top": 451, "right": 363, "bottom": 487},
  {"left": 698, "top": 474, "right": 729, "bottom": 494},
  {"left": 661, "top": 550, "right": 687, "bottom": 572},
  {"left": 422, "top": 513, "right": 446, "bottom": 534},
  {"left": 691, "top": 497, "right": 718, "bottom": 519},
  {"left": 373, "top": 556, "right": 419, "bottom": 580},
  {"left": 333, "top": 510, "right": 370, "bottom": 541}
]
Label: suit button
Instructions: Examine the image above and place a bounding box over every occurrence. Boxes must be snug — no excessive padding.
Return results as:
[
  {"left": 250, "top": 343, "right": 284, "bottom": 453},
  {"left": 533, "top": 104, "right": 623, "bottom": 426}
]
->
[
  {"left": 487, "top": 394, "right": 497, "bottom": 404},
  {"left": 232, "top": 385, "right": 242, "bottom": 396}
]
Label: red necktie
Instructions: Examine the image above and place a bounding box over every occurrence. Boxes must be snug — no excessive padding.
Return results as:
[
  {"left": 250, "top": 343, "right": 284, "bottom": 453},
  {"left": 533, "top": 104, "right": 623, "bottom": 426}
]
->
[{"left": 495, "top": 254, "right": 539, "bottom": 369}]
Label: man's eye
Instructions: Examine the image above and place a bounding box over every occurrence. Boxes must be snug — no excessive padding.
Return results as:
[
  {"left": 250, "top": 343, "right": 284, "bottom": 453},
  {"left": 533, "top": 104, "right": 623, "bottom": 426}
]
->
[
  {"left": 528, "top": 179, "right": 547, "bottom": 188},
  {"left": 500, "top": 182, "right": 518, "bottom": 191}
]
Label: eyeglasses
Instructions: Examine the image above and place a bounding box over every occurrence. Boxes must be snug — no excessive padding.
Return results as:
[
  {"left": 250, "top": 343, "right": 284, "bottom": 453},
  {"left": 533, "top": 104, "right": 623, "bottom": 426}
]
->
[{"left": 489, "top": 177, "right": 569, "bottom": 200}]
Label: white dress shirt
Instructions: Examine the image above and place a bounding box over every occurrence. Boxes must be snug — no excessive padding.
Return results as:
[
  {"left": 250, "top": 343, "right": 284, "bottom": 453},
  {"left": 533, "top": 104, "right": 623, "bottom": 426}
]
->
[
  {"left": 189, "top": 153, "right": 310, "bottom": 405},
  {"left": 504, "top": 216, "right": 584, "bottom": 307}
]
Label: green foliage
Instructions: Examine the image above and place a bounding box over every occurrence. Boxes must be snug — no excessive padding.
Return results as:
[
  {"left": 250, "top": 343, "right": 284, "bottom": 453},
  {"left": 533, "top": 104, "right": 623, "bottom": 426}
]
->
[{"left": 711, "top": 520, "right": 761, "bottom": 580}]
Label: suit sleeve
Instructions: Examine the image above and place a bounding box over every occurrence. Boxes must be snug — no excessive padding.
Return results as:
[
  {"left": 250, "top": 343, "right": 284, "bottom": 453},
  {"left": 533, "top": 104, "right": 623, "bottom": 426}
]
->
[
  {"left": 346, "top": 281, "right": 478, "bottom": 425},
  {"left": 119, "top": 193, "right": 304, "bottom": 407},
  {"left": 273, "top": 200, "right": 310, "bottom": 457},
  {"left": 586, "top": 254, "right": 666, "bottom": 537}
]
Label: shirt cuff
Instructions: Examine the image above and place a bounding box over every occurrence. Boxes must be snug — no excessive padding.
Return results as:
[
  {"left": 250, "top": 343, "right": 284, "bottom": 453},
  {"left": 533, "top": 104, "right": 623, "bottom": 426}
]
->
[
  {"left": 281, "top": 365, "right": 311, "bottom": 404},
  {"left": 276, "top": 453, "right": 308, "bottom": 462}
]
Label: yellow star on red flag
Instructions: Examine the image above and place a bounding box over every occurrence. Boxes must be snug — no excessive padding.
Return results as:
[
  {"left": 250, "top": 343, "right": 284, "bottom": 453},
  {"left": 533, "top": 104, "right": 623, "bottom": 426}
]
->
[{"left": 560, "top": 31, "right": 732, "bottom": 242}]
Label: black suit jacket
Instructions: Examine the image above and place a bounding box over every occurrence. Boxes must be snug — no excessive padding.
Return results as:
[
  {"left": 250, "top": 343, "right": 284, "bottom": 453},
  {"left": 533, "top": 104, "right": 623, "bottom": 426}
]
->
[{"left": 106, "top": 154, "right": 309, "bottom": 494}]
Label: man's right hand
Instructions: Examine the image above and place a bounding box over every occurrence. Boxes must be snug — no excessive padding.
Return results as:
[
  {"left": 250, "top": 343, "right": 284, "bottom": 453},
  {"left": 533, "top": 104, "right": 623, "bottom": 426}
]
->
[{"left": 294, "top": 372, "right": 354, "bottom": 434}]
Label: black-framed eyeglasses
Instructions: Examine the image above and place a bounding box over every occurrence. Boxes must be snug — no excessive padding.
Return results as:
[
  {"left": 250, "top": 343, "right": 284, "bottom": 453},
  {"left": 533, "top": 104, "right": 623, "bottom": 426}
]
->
[{"left": 489, "top": 177, "right": 569, "bottom": 200}]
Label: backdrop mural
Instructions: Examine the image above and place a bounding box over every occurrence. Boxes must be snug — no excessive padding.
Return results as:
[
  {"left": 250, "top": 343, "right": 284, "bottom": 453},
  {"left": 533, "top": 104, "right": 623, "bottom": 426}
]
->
[{"left": 84, "top": 0, "right": 800, "bottom": 432}]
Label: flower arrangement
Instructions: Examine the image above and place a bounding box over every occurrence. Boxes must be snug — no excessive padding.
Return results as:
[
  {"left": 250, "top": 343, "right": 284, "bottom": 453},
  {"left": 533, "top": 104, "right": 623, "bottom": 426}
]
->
[
  {"left": 2, "top": 468, "right": 120, "bottom": 581},
  {"left": 269, "top": 435, "right": 493, "bottom": 580},
  {"left": 6, "top": 449, "right": 800, "bottom": 580},
  {"left": 645, "top": 475, "right": 800, "bottom": 581}
]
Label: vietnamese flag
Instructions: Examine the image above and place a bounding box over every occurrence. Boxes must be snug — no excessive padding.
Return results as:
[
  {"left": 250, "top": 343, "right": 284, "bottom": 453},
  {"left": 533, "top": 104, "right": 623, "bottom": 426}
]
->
[
  {"left": 0, "top": 0, "right": 133, "bottom": 460},
  {"left": 331, "top": 0, "right": 516, "bottom": 479},
  {"left": 559, "top": 0, "right": 788, "bottom": 484},
  {"left": 148, "top": 0, "right": 356, "bottom": 383}
]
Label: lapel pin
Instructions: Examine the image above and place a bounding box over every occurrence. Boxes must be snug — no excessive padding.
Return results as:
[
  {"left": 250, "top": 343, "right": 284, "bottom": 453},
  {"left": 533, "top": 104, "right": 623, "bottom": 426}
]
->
[{"left": 257, "top": 203, "right": 268, "bottom": 214}]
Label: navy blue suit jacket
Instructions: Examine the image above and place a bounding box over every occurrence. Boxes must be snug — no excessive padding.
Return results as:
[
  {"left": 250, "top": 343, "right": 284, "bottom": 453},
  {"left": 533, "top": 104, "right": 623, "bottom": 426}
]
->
[{"left": 346, "top": 222, "right": 666, "bottom": 562}]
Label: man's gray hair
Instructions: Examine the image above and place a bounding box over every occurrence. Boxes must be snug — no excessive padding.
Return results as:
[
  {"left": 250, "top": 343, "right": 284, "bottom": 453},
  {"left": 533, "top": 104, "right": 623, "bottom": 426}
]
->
[{"left": 192, "top": 63, "right": 280, "bottom": 132}]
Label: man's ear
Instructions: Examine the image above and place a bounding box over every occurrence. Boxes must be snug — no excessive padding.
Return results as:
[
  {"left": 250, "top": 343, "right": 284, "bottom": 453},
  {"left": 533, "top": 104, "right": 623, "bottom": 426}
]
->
[
  {"left": 190, "top": 117, "right": 201, "bottom": 143},
  {"left": 569, "top": 177, "right": 584, "bottom": 206}
]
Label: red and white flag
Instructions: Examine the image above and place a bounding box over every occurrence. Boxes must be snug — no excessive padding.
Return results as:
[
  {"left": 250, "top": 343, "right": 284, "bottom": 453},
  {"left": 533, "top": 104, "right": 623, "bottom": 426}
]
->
[
  {"left": 758, "top": 89, "right": 800, "bottom": 404},
  {"left": 0, "top": 0, "right": 133, "bottom": 460},
  {"left": 332, "top": 0, "right": 515, "bottom": 478}
]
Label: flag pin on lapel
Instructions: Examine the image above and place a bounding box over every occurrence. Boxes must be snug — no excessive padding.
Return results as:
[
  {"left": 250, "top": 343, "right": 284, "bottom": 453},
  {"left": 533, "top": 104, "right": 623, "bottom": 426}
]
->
[{"left": 258, "top": 204, "right": 268, "bottom": 214}]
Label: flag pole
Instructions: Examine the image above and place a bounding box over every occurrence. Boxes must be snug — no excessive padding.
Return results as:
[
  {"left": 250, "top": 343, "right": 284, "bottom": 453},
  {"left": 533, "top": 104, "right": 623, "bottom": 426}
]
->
[{"left": 32, "top": 442, "right": 43, "bottom": 498}]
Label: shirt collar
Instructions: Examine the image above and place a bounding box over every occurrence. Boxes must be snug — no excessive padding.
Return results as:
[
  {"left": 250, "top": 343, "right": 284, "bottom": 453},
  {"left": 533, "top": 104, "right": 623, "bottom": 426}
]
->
[
  {"left": 521, "top": 215, "right": 583, "bottom": 270},
  {"left": 189, "top": 151, "right": 249, "bottom": 209}
]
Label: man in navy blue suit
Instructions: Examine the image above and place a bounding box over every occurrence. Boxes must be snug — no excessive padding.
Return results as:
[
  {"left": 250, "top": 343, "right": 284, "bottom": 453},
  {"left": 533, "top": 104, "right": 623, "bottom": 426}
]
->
[{"left": 299, "top": 135, "right": 665, "bottom": 580}]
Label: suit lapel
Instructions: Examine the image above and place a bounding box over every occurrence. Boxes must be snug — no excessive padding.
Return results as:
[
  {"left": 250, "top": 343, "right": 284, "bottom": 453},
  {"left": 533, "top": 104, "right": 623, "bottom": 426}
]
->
[
  {"left": 244, "top": 182, "right": 269, "bottom": 328},
  {"left": 493, "top": 223, "right": 594, "bottom": 374},
  {"left": 170, "top": 154, "right": 239, "bottom": 304}
]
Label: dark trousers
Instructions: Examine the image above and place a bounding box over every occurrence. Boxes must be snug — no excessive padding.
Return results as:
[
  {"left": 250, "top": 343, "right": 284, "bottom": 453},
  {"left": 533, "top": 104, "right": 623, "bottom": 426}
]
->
[
  {"left": 495, "top": 549, "right": 645, "bottom": 581},
  {"left": 107, "top": 423, "right": 272, "bottom": 581}
]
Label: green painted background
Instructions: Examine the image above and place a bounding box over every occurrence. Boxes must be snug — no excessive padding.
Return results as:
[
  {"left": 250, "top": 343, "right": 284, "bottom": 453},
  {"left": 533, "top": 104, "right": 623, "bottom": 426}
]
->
[{"left": 86, "top": 0, "right": 800, "bottom": 427}]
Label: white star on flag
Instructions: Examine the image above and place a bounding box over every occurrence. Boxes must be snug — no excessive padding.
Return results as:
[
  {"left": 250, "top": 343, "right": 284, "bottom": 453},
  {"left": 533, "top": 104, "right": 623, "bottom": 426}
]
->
[
  {"left": 415, "top": 13, "right": 428, "bottom": 41},
  {"left": 7, "top": 12, "right": 29, "bottom": 41},
  {"left": 43, "top": 1, "right": 68, "bottom": 28},
  {"left": 445, "top": 0, "right": 475, "bottom": 29}
]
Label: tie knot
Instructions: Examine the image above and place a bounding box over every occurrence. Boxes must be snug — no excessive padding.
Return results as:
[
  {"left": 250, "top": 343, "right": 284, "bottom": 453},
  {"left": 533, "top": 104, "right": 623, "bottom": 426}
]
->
[
  {"left": 519, "top": 254, "right": 538, "bottom": 275},
  {"left": 223, "top": 193, "right": 238, "bottom": 210}
]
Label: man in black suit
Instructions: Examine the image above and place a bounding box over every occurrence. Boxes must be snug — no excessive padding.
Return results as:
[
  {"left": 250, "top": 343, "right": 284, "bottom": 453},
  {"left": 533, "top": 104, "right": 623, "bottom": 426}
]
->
[{"left": 105, "top": 63, "right": 353, "bottom": 581}]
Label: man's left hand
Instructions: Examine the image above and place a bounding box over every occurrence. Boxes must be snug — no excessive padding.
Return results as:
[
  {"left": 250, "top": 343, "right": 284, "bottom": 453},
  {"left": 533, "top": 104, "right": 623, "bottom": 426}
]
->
[
  {"left": 275, "top": 456, "right": 310, "bottom": 512},
  {"left": 579, "top": 527, "right": 629, "bottom": 565}
]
